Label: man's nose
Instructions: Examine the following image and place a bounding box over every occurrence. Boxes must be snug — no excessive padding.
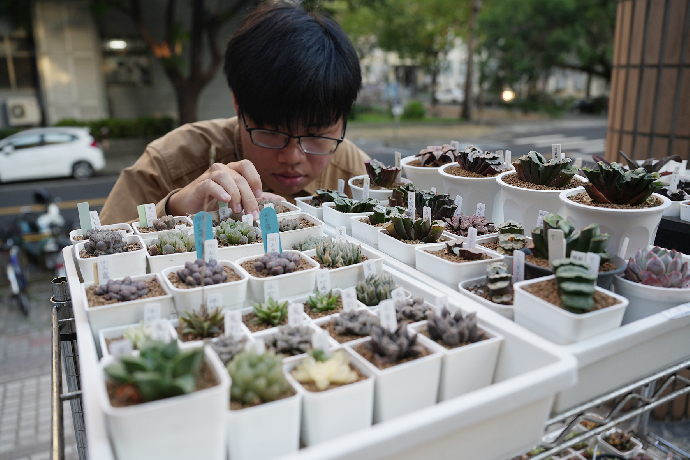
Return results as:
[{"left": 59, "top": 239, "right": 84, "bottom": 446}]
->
[{"left": 276, "top": 137, "right": 305, "bottom": 163}]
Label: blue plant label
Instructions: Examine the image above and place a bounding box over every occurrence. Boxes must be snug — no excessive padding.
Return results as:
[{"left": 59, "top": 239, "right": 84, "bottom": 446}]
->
[
  {"left": 193, "top": 211, "right": 214, "bottom": 259},
  {"left": 260, "top": 207, "right": 281, "bottom": 253},
  {"left": 78, "top": 202, "right": 91, "bottom": 235}
]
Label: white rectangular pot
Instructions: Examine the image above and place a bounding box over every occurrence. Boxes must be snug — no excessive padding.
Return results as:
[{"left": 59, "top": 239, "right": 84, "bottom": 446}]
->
[
  {"left": 75, "top": 235, "right": 147, "bottom": 284},
  {"left": 277, "top": 212, "right": 325, "bottom": 250},
  {"left": 235, "top": 250, "right": 319, "bottom": 302},
  {"left": 303, "top": 246, "right": 384, "bottom": 290},
  {"left": 160, "top": 261, "right": 248, "bottom": 313},
  {"left": 285, "top": 347, "right": 375, "bottom": 446},
  {"left": 132, "top": 215, "right": 194, "bottom": 240},
  {"left": 294, "top": 196, "right": 324, "bottom": 220},
  {"left": 378, "top": 230, "right": 453, "bottom": 266},
  {"left": 98, "top": 320, "right": 179, "bottom": 360},
  {"left": 409, "top": 322, "right": 503, "bottom": 402},
  {"left": 144, "top": 240, "right": 199, "bottom": 274},
  {"left": 514, "top": 275, "right": 629, "bottom": 345},
  {"left": 415, "top": 242, "right": 504, "bottom": 287},
  {"left": 346, "top": 333, "right": 442, "bottom": 423},
  {"left": 226, "top": 378, "right": 302, "bottom": 460},
  {"left": 216, "top": 241, "right": 264, "bottom": 262},
  {"left": 597, "top": 429, "right": 643, "bottom": 459},
  {"left": 99, "top": 346, "right": 229, "bottom": 460},
  {"left": 458, "top": 276, "right": 514, "bottom": 320},
  {"left": 69, "top": 222, "right": 134, "bottom": 245},
  {"left": 322, "top": 202, "right": 372, "bottom": 234},
  {"left": 350, "top": 214, "right": 383, "bottom": 247},
  {"left": 82, "top": 273, "right": 175, "bottom": 343}
]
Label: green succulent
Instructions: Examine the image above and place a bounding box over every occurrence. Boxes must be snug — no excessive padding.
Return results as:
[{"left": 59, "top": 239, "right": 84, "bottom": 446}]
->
[
  {"left": 252, "top": 297, "right": 288, "bottom": 326},
  {"left": 310, "top": 189, "right": 347, "bottom": 207},
  {"left": 279, "top": 218, "right": 303, "bottom": 231},
  {"left": 388, "top": 182, "right": 417, "bottom": 207},
  {"left": 294, "top": 235, "right": 333, "bottom": 251},
  {"left": 333, "top": 197, "right": 379, "bottom": 213},
  {"left": 314, "top": 240, "right": 362, "bottom": 268},
  {"left": 515, "top": 151, "right": 578, "bottom": 187},
  {"left": 486, "top": 262, "right": 513, "bottom": 304},
  {"left": 227, "top": 351, "right": 291, "bottom": 406},
  {"left": 497, "top": 220, "right": 526, "bottom": 254},
  {"left": 531, "top": 213, "right": 613, "bottom": 265},
  {"left": 581, "top": 161, "right": 663, "bottom": 205},
  {"left": 365, "top": 159, "right": 401, "bottom": 188},
  {"left": 553, "top": 258, "right": 597, "bottom": 313},
  {"left": 179, "top": 305, "right": 224, "bottom": 340},
  {"left": 368, "top": 205, "right": 406, "bottom": 225},
  {"left": 414, "top": 190, "right": 458, "bottom": 220},
  {"left": 445, "top": 241, "right": 484, "bottom": 259},
  {"left": 306, "top": 290, "right": 341, "bottom": 312},
  {"left": 122, "top": 321, "right": 152, "bottom": 350},
  {"left": 148, "top": 230, "right": 195, "bottom": 256},
  {"left": 385, "top": 215, "right": 445, "bottom": 242},
  {"left": 456, "top": 145, "right": 509, "bottom": 176},
  {"left": 215, "top": 220, "right": 259, "bottom": 246},
  {"left": 356, "top": 272, "right": 397, "bottom": 306}
]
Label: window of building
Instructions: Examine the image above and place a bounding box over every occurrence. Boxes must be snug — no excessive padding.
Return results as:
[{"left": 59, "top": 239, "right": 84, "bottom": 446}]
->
[
  {"left": 0, "top": 33, "right": 37, "bottom": 89},
  {"left": 102, "top": 39, "right": 152, "bottom": 86}
]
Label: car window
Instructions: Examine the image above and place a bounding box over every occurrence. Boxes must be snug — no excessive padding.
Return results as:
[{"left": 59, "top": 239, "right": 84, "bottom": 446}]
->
[
  {"left": 10, "top": 134, "right": 42, "bottom": 150},
  {"left": 43, "top": 132, "right": 76, "bottom": 145}
]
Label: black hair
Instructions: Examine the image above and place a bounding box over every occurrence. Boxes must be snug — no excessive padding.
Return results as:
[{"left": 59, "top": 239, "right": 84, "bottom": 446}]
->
[{"left": 224, "top": 1, "right": 361, "bottom": 131}]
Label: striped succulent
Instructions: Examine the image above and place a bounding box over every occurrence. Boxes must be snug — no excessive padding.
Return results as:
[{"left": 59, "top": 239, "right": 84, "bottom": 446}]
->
[
  {"left": 515, "top": 151, "right": 578, "bottom": 187},
  {"left": 314, "top": 240, "right": 362, "bottom": 268}
]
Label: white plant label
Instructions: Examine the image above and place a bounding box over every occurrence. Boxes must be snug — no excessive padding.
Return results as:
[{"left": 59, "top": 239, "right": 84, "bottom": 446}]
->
[
  {"left": 96, "top": 256, "right": 112, "bottom": 286},
  {"left": 395, "top": 151, "right": 402, "bottom": 168},
  {"left": 263, "top": 280, "right": 279, "bottom": 301},
  {"left": 242, "top": 214, "right": 254, "bottom": 225},
  {"left": 453, "top": 195, "right": 463, "bottom": 216},
  {"left": 174, "top": 224, "right": 187, "bottom": 231},
  {"left": 669, "top": 166, "right": 680, "bottom": 191},
  {"left": 476, "top": 203, "right": 485, "bottom": 217},
  {"left": 423, "top": 206, "right": 431, "bottom": 223},
  {"left": 430, "top": 187, "right": 437, "bottom": 195},
  {"left": 467, "top": 227, "right": 478, "bottom": 248},
  {"left": 337, "top": 179, "right": 345, "bottom": 195},
  {"left": 407, "top": 191, "right": 415, "bottom": 219},
  {"left": 311, "top": 331, "right": 332, "bottom": 357},
  {"left": 143, "top": 303, "right": 162, "bottom": 326},
  {"left": 536, "top": 210, "right": 549, "bottom": 228},
  {"left": 109, "top": 339, "right": 134, "bottom": 357},
  {"left": 513, "top": 250, "right": 525, "bottom": 282},
  {"left": 496, "top": 150, "right": 504, "bottom": 163},
  {"left": 206, "top": 292, "right": 223, "bottom": 310},
  {"left": 552, "top": 144, "right": 562, "bottom": 160},
  {"left": 585, "top": 252, "right": 601, "bottom": 277},
  {"left": 204, "top": 239, "right": 218, "bottom": 262},
  {"left": 144, "top": 203, "right": 157, "bottom": 227},
  {"left": 434, "top": 295, "right": 448, "bottom": 314},
  {"left": 288, "top": 302, "right": 304, "bottom": 327},
  {"left": 618, "top": 237, "right": 630, "bottom": 259},
  {"left": 245, "top": 338, "right": 265, "bottom": 354},
  {"left": 570, "top": 250, "right": 587, "bottom": 263},
  {"left": 547, "top": 229, "right": 566, "bottom": 267},
  {"left": 574, "top": 157, "right": 583, "bottom": 168},
  {"left": 225, "top": 310, "right": 243, "bottom": 340},
  {"left": 89, "top": 211, "right": 102, "bottom": 230},
  {"left": 266, "top": 233, "right": 280, "bottom": 254},
  {"left": 451, "top": 140, "right": 459, "bottom": 151},
  {"left": 661, "top": 302, "right": 690, "bottom": 319},
  {"left": 505, "top": 150, "right": 512, "bottom": 166},
  {"left": 362, "top": 177, "right": 370, "bottom": 200},
  {"left": 336, "top": 226, "right": 347, "bottom": 243},
  {"left": 219, "top": 202, "right": 231, "bottom": 221},
  {"left": 341, "top": 287, "right": 358, "bottom": 312},
  {"left": 378, "top": 299, "right": 397, "bottom": 332},
  {"left": 263, "top": 202, "right": 274, "bottom": 209},
  {"left": 391, "top": 286, "right": 406, "bottom": 304},
  {"left": 363, "top": 260, "right": 376, "bottom": 277},
  {"left": 149, "top": 319, "right": 170, "bottom": 343},
  {"left": 316, "top": 269, "right": 331, "bottom": 294}
]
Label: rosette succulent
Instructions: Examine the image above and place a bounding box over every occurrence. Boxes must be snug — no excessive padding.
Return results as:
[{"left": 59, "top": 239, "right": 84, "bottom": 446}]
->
[
  {"left": 252, "top": 252, "right": 302, "bottom": 276},
  {"left": 395, "top": 296, "right": 429, "bottom": 322},
  {"left": 215, "top": 220, "right": 259, "bottom": 245},
  {"left": 444, "top": 213, "right": 497, "bottom": 237},
  {"left": 294, "top": 235, "right": 332, "bottom": 251},
  {"left": 531, "top": 214, "right": 614, "bottom": 265},
  {"left": 148, "top": 230, "right": 195, "bottom": 255},
  {"left": 291, "top": 349, "right": 359, "bottom": 391},
  {"left": 415, "top": 144, "right": 456, "bottom": 167},
  {"left": 278, "top": 218, "right": 303, "bottom": 231},
  {"left": 314, "top": 240, "right": 362, "bottom": 268},
  {"left": 368, "top": 206, "right": 407, "bottom": 225},
  {"left": 415, "top": 190, "right": 458, "bottom": 220},
  {"left": 593, "top": 151, "right": 682, "bottom": 176},
  {"left": 366, "top": 323, "right": 423, "bottom": 365},
  {"left": 385, "top": 215, "right": 445, "bottom": 242},
  {"left": 426, "top": 308, "right": 486, "bottom": 347},
  {"left": 179, "top": 305, "right": 224, "bottom": 340},
  {"left": 624, "top": 246, "right": 690, "bottom": 288},
  {"left": 356, "top": 272, "right": 397, "bottom": 306},
  {"left": 227, "top": 351, "right": 291, "bottom": 406},
  {"left": 388, "top": 182, "right": 417, "bottom": 207},
  {"left": 266, "top": 325, "right": 313, "bottom": 356},
  {"left": 149, "top": 215, "right": 177, "bottom": 231},
  {"left": 175, "top": 259, "right": 228, "bottom": 287},
  {"left": 581, "top": 161, "right": 662, "bottom": 205},
  {"left": 210, "top": 335, "right": 246, "bottom": 366},
  {"left": 333, "top": 310, "right": 379, "bottom": 336},
  {"left": 515, "top": 150, "right": 578, "bottom": 187},
  {"left": 455, "top": 145, "right": 510, "bottom": 176},
  {"left": 333, "top": 197, "right": 379, "bottom": 213},
  {"left": 306, "top": 290, "right": 340, "bottom": 312},
  {"left": 252, "top": 297, "right": 288, "bottom": 326},
  {"left": 365, "top": 159, "right": 401, "bottom": 188}
]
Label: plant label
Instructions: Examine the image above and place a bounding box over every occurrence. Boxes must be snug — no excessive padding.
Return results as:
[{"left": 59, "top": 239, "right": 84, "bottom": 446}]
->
[
  {"left": 476, "top": 202, "right": 485, "bottom": 217},
  {"left": 574, "top": 157, "right": 583, "bottom": 168},
  {"left": 570, "top": 250, "right": 587, "bottom": 263},
  {"left": 218, "top": 202, "right": 231, "bottom": 221},
  {"left": 203, "top": 239, "right": 218, "bottom": 263},
  {"left": 193, "top": 211, "right": 214, "bottom": 259},
  {"left": 669, "top": 166, "right": 681, "bottom": 191},
  {"left": 342, "top": 287, "right": 357, "bottom": 312},
  {"left": 423, "top": 206, "right": 431, "bottom": 223},
  {"left": 451, "top": 140, "right": 459, "bottom": 151},
  {"left": 430, "top": 187, "right": 436, "bottom": 195},
  {"left": 338, "top": 179, "right": 345, "bottom": 195},
  {"left": 150, "top": 319, "right": 170, "bottom": 343},
  {"left": 552, "top": 144, "right": 561, "bottom": 160},
  {"left": 316, "top": 269, "right": 331, "bottom": 294},
  {"left": 266, "top": 233, "right": 280, "bottom": 254},
  {"left": 241, "top": 213, "right": 254, "bottom": 226},
  {"left": 378, "top": 299, "right": 397, "bottom": 333},
  {"left": 496, "top": 150, "right": 504, "bottom": 163},
  {"left": 453, "top": 195, "right": 463, "bottom": 216},
  {"left": 513, "top": 250, "right": 525, "bottom": 282},
  {"left": 78, "top": 202, "right": 92, "bottom": 235},
  {"left": 407, "top": 191, "right": 415, "bottom": 219},
  {"left": 395, "top": 151, "right": 402, "bottom": 168},
  {"left": 109, "top": 339, "right": 134, "bottom": 357},
  {"left": 174, "top": 224, "right": 187, "bottom": 231},
  {"left": 263, "top": 202, "right": 274, "bottom": 209},
  {"left": 206, "top": 292, "right": 223, "bottom": 310},
  {"left": 434, "top": 295, "right": 447, "bottom": 314},
  {"left": 391, "top": 286, "right": 406, "bottom": 304},
  {"left": 661, "top": 302, "right": 690, "bottom": 319},
  {"left": 467, "top": 227, "right": 478, "bottom": 248},
  {"left": 143, "top": 303, "right": 161, "bottom": 326},
  {"left": 96, "top": 256, "right": 112, "bottom": 285},
  {"left": 618, "top": 237, "right": 630, "bottom": 259},
  {"left": 362, "top": 176, "right": 370, "bottom": 200},
  {"left": 144, "top": 203, "right": 157, "bottom": 227},
  {"left": 136, "top": 204, "right": 147, "bottom": 229},
  {"left": 547, "top": 229, "right": 566, "bottom": 267},
  {"left": 245, "top": 338, "right": 265, "bottom": 354},
  {"left": 536, "top": 210, "right": 549, "bottom": 228},
  {"left": 336, "top": 226, "right": 347, "bottom": 243},
  {"left": 311, "top": 331, "right": 332, "bottom": 357},
  {"left": 263, "top": 280, "right": 279, "bottom": 302},
  {"left": 505, "top": 150, "right": 512, "bottom": 167},
  {"left": 585, "top": 252, "right": 601, "bottom": 277},
  {"left": 288, "top": 302, "right": 304, "bottom": 327},
  {"left": 363, "top": 260, "right": 376, "bottom": 277},
  {"left": 260, "top": 207, "right": 281, "bottom": 253},
  {"left": 225, "top": 310, "right": 243, "bottom": 340},
  {"left": 89, "top": 211, "right": 102, "bottom": 230}
]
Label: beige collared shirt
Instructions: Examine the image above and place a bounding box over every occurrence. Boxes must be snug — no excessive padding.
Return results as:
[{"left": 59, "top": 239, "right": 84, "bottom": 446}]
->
[{"left": 99, "top": 117, "right": 369, "bottom": 225}]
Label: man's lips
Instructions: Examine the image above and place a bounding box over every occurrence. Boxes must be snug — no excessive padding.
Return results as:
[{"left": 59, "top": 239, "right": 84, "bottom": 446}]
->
[{"left": 274, "top": 173, "right": 306, "bottom": 186}]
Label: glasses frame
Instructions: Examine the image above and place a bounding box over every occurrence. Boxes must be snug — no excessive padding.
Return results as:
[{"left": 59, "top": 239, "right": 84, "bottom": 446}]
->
[{"left": 239, "top": 111, "right": 346, "bottom": 155}]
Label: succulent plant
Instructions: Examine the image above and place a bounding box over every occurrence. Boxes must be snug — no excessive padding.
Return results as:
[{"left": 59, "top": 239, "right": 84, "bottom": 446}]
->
[
  {"left": 292, "top": 349, "right": 359, "bottom": 390},
  {"left": 257, "top": 198, "right": 284, "bottom": 211},
  {"left": 531, "top": 214, "right": 613, "bottom": 265},
  {"left": 444, "top": 213, "right": 497, "bottom": 237},
  {"left": 366, "top": 323, "right": 424, "bottom": 365},
  {"left": 624, "top": 246, "right": 690, "bottom": 288},
  {"left": 486, "top": 262, "right": 513, "bottom": 304},
  {"left": 179, "top": 305, "right": 224, "bottom": 339},
  {"left": 581, "top": 161, "right": 662, "bottom": 205},
  {"left": 278, "top": 218, "right": 303, "bottom": 232},
  {"left": 368, "top": 205, "right": 407, "bottom": 225},
  {"left": 122, "top": 321, "right": 153, "bottom": 349},
  {"left": 603, "top": 430, "right": 635, "bottom": 453},
  {"left": 215, "top": 220, "right": 259, "bottom": 245},
  {"left": 310, "top": 189, "right": 347, "bottom": 206},
  {"left": 553, "top": 258, "right": 597, "bottom": 312},
  {"left": 227, "top": 350, "right": 291, "bottom": 405},
  {"left": 395, "top": 296, "right": 429, "bottom": 322},
  {"left": 266, "top": 325, "right": 313, "bottom": 355},
  {"left": 149, "top": 215, "right": 177, "bottom": 231},
  {"left": 104, "top": 340, "right": 205, "bottom": 403},
  {"left": 515, "top": 151, "right": 578, "bottom": 187},
  {"left": 333, "top": 197, "right": 379, "bottom": 213},
  {"left": 356, "top": 272, "right": 397, "bottom": 306},
  {"left": 175, "top": 259, "right": 228, "bottom": 287},
  {"left": 365, "top": 159, "right": 402, "bottom": 188},
  {"left": 455, "top": 145, "right": 509, "bottom": 176},
  {"left": 385, "top": 215, "right": 446, "bottom": 242},
  {"left": 427, "top": 308, "right": 486, "bottom": 347},
  {"left": 593, "top": 151, "right": 683, "bottom": 176},
  {"left": 94, "top": 276, "right": 149, "bottom": 302},
  {"left": 306, "top": 290, "right": 340, "bottom": 312},
  {"left": 148, "top": 230, "right": 195, "bottom": 255},
  {"left": 252, "top": 297, "right": 288, "bottom": 326},
  {"left": 414, "top": 190, "right": 458, "bottom": 220},
  {"left": 209, "top": 335, "right": 246, "bottom": 366},
  {"left": 388, "top": 182, "right": 417, "bottom": 207},
  {"left": 333, "top": 310, "right": 379, "bottom": 336},
  {"left": 83, "top": 229, "right": 126, "bottom": 256},
  {"left": 497, "top": 220, "right": 527, "bottom": 254},
  {"left": 445, "top": 241, "right": 485, "bottom": 260},
  {"left": 658, "top": 187, "right": 689, "bottom": 201},
  {"left": 314, "top": 240, "right": 362, "bottom": 268},
  {"left": 415, "top": 144, "right": 456, "bottom": 167},
  {"left": 294, "top": 235, "right": 333, "bottom": 251},
  {"left": 252, "top": 252, "right": 302, "bottom": 276}
]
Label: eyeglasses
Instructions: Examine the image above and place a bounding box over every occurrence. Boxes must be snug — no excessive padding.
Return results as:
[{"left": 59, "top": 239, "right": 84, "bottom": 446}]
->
[{"left": 239, "top": 111, "right": 346, "bottom": 155}]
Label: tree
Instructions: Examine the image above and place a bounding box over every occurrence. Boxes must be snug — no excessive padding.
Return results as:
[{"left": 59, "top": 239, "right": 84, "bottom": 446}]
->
[{"left": 93, "top": 0, "right": 255, "bottom": 125}]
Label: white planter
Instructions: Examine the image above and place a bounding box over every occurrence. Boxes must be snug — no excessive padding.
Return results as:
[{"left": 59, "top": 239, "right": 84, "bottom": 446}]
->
[
  {"left": 497, "top": 171, "right": 582, "bottom": 229},
  {"left": 322, "top": 202, "right": 373, "bottom": 234},
  {"left": 348, "top": 174, "right": 412, "bottom": 201},
  {"left": 415, "top": 242, "right": 504, "bottom": 287},
  {"left": 160, "top": 261, "right": 248, "bottom": 313},
  {"left": 458, "top": 277, "right": 515, "bottom": 320},
  {"left": 263, "top": 200, "right": 301, "bottom": 215},
  {"left": 681, "top": 200, "right": 690, "bottom": 222},
  {"left": 378, "top": 229, "right": 452, "bottom": 266},
  {"left": 294, "top": 196, "right": 324, "bottom": 220},
  {"left": 612, "top": 274, "right": 690, "bottom": 324},
  {"left": 410, "top": 322, "right": 503, "bottom": 402},
  {"left": 75, "top": 235, "right": 147, "bottom": 284},
  {"left": 285, "top": 348, "right": 374, "bottom": 446},
  {"left": 350, "top": 215, "right": 383, "bottom": 247},
  {"left": 440, "top": 163, "right": 507, "bottom": 223},
  {"left": 132, "top": 215, "right": 193, "bottom": 240},
  {"left": 277, "top": 212, "right": 324, "bottom": 250},
  {"left": 514, "top": 275, "right": 629, "bottom": 345},
  {"left": 560, "top": 188, "right": 671, "bottom": 259},
  {"left": 662, "top": 199, "right": 682, "bottom": 217},
  {"left": 597, "top": 429, "right": 643, "bottom": 459},
  {"left": 235, "top": 250, "right": 319, "bottom": 302},
  {"left": 226, "top": 379, "right": 302, "bottom": 460},
  {"left": 99, "top": 346, "right": 229, "bottom": 460},
  {"left": 401, "top": 154, "right": 446, "bottom": 193},
  {"left": 303, "top": 246, "right": 384, "bottom": 289},
  {"left": 217, "top": 241, "right": 264, "bottom": 262},
  {"left": 69, "top": 223, "right": 134, "bottom": 245},
  {"left": 144, "top": 240, "right": 199, "bottom": 274},
  {"left": 346, "top": 334, "right": 442, "bottom": 423},
  {"left": 98, "top": 320, "right": 179, "bottom": 360}
]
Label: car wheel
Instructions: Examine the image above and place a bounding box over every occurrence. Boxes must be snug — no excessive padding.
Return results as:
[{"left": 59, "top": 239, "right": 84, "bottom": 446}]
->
[{"left": 72, "top": 161, "right": 94, "bottom": 180}]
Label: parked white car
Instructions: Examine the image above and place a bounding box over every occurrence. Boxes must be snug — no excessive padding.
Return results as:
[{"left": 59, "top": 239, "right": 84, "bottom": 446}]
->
[
  {"left": 0, "top": 127, "right": 105, "bottom": 182},
  {"left": 434, "top": 87, "right": 465, "bottom": 104}
]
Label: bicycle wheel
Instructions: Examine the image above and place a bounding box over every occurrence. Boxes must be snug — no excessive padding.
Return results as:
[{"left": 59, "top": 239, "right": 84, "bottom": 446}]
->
[{"left": 16, "top": 292, "right": 29, "bottom": 316}]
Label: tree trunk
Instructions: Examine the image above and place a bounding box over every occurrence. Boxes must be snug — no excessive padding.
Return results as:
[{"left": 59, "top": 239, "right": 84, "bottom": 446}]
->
[
  {"left": 430, "top": 68, "right": 438, "bottom": 106},
  {"left": 461, "top": 0, "right": 480, "bottom": 121},
  {"left": 176, "top": 86, "right": 201, "bottom": 126},
  {"left": 585, "top": 72, "right": 592, "bottom": 99}
]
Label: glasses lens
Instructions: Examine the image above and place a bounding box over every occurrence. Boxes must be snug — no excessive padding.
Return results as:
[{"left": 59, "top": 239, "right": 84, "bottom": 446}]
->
[
  {"left": 300, "top": 137, "right": 338, "bottom": 155},
  {"left": 250, "top": 130, "right": 289, "bottom": 149}
]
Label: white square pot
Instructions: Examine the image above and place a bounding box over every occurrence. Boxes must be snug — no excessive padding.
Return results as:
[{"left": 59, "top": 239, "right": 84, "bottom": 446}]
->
[
  {"left": 226, "top": 378, "right": 302, "bottom": 460},
  {"left": 144, "top": 239, "right": 199, "bottom": 274},
  {"left": 277, "top": 212, "right": 324, "bottom": 250},
  {"left": 98, "top": 320, "right": 179, "bottom": 360},
  {"left": 346, "top": 333, "right": 442, "bottom": 423},
  {"left": 82, "top": 273, "right": 175, "bottom": 342},
  {"left": 294, "top": 196, "right": 324, "bottom": 220},
  {"left": 440, "top": 162, "right": 508, "bottom": 223},
  {"left": 350, "top": 214, "right": 384, "bottom": 247},
  {"left": 99, "top": 346, "right": 229, "bottom": 460},
  {"left": 597, "top": 429, "right": 643, "bottom": 459},
  {"left": 69, "top": 223, "right": 134, "bottom": 245},
  {"left": 513, "top": 275, "right": 629, "bottom": 345},
  {"left": 284, "top": 347, "right": 375, "bottom": 446},
  {"left": 348, "top": 174, "right": 412, "bottom": 201},
  {"left": 322, "top": 202, "right": 373, "bottom": 234},
  {"left": 415, "top": 242, "right": 504, "bottom": 287},
  {"left": 612, "top": 274, "right": 690, "bottom": 324},
  {"left": 303, "top": 246, "right": 384, "bottom": 289},
  {"left": 132, "top": 215, "right": 194, "bottom": 240},
  {"left": 235, "top": 250, "right": 320, "bottom": 302},
  {"left": 458, "top": 277, "right": 514, "bottom": 320},
  {"left": 160, "top": 261, "right": 248, "bottom": 313},
  {"left": 401, "top": 154, "right": 446, "bottom": 194},
  {"left": 377, "top": 229, "right": 452, "bottom": 266},
  {"left": 409, "top": 322, "right": 503, "bottom": 402},
  {"left": 75, "top": 235, "right": 147, "bottom": 284}
]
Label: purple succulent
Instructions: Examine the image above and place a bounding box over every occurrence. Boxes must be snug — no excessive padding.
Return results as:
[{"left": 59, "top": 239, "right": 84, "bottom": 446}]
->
[
  {"left": 415, "top": 144, "right": 456, "bottom": 167},
  {"left": 365, "top": 159, "right": 401, "bottom": 188},
  {"left": 624, "top": 246, "right": 690, "bottom": 288}
]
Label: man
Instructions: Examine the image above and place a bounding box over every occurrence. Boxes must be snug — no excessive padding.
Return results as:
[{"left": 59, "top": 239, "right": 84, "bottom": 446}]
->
[{"left": 100, "top": 1, "right": 369, "bottom": 225}]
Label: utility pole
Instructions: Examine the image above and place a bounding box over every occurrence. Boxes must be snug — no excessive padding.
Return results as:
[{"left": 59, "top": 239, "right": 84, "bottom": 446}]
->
[{"left": 461, "top": 0, "right": 481, "bottom": 121}]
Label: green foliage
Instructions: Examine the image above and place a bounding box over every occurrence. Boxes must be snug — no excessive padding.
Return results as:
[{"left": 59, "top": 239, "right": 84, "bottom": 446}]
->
[
  {"left": 314, "top": 241, "right": 362, "bottom": 268},
  {"left": 356, "top": 272, "right": 397, "bottom": 306},
  {"left": 310, "top": 189, "right": 347, "bottom": 207},
  {"left": 179, "top": 305, "right": 224, "bottom": 340},
  {"left": 531, "top": 213, "right": 613, "bottom": 265},
  {"left": 55, "top": 116, "right": 175, "bottom": 139},
  {"left": 333, "top": 197, "right": 379, "bottom": 213},
  {"left": 414, "top": 191, "right": 457, "bottom": 220},
  {"left": 401, "top": 100, "right": 426, "bottom": 120},
  {"left": 365, "top": 159, "right": 402, "bottom": 187},
  {"left": 456, "top": 145, "right": 510, "bottom": 176},
  {"left": 497, "top": 220, "right": 526, "bottom": 254},
  {"left": 306, "top": 290, "right": 341, "bottom": 312},
  {"left": 368, "top": 206, "right": 407, "bottom": 225},
  {"left": 581, "top": 162, "right": 663, "bottom": 206},
  {"left": 553, "top": 259, "right": 597, "bottom": 313},
  {"left": 294, "top": 235, "right": 333, "bottom": 251},
  {"left": 227, "top": 351, "right": 291, "bottom": 406},
  {"left": 515, "top": 151, "right": 578, "bottom": 187},
  {"left": 252, "top": 297, "right": 288, "bottom": 326},
  {"left": 148, "top": 230, "right": 195, "bottom": 255},
  {"left": 278, "top": 218, "right": 303, "bottom": 232},
  {"left": 385, "top": 215, "right": 445, "bottom": 242},
  {"left": 215, "top": 220, "right": 259, "bottom": 246},
  {"left": 388, "top": 182, "right": 417, "bottom": 208}
]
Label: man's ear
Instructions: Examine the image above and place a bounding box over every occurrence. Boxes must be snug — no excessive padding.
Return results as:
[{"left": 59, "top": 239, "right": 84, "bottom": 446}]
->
[{"left": 232, "top": 92, "right": 239, "bottom": 115}]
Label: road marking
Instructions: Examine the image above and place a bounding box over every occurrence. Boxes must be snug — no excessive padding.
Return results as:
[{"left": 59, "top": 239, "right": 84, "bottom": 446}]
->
[
  {"left": 0, "top": 197, "right": 108, "bottom": 216},
  {"left": 513, "top": 134, "right": 604, "bottom": 155},
  {"left": 513, "top": 134, "right": 565, "bottom": 145}
]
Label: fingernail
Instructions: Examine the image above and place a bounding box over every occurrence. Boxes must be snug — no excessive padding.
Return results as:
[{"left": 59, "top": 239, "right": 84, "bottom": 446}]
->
[
  {"left": 254, "top": 188, "right": 263, "bottom": 198},
  {"left": 221, "top": 193, "right": 231, "bottom": 202},
  {"left": 252, "top": 210, "right": 260, "bottom": 219},
  {"left": 234, "top": 204, "right": 243, "bottom": 213}
]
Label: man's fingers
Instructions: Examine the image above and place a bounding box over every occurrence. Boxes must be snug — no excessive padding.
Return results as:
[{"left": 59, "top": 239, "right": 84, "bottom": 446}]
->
[
  {"left": 227, "top": 160, "right": 263, "bottom": 198},
  {"left": 201, "top": 177, "right": 239, "bottom": 209}
]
